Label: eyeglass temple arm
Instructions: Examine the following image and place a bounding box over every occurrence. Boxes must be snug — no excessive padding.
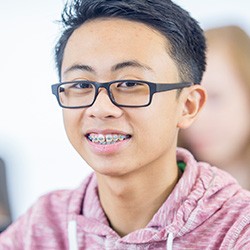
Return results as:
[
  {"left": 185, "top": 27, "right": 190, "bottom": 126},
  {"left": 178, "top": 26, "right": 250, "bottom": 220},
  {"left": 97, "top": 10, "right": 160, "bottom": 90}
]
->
[
  {"left": 51, "top": 84, "right": 65, "bottom": 96},
  {"left": 155, "top": 82, "right": 192, "bottom": 92}
]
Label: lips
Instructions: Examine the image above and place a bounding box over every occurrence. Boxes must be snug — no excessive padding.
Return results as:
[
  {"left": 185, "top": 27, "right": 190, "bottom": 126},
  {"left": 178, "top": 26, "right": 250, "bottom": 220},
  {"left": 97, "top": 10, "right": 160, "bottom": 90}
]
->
[{"left": 84, "top": 130, "right": 132, "bottom": 154}]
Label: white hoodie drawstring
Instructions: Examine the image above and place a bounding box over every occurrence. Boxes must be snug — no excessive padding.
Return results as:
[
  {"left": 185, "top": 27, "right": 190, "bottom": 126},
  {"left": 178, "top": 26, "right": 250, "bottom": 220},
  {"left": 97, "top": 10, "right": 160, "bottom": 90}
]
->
[
  {"left": 68, "top": 219, "right": 173, "bottom": 250},
  {"left": 166, "top": 232, "right": 174, "bottom": 250},
  {"left": 68, "top": 220, "right": 79, "bottom": 250}
]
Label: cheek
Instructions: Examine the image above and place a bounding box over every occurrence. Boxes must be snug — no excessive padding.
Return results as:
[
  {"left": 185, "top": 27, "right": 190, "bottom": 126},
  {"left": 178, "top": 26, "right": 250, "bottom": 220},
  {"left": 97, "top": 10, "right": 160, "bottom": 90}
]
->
[
  {"left": 133, "top": 96, "right": 180, "bottom": 142},
  {"left": 63, "top": 110, "right": 83, "bottom": 143}
]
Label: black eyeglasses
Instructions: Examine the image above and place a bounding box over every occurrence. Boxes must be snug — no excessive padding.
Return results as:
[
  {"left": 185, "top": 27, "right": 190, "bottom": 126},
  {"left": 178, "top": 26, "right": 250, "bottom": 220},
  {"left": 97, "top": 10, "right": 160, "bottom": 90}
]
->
[{"left": 51, "top": 80, "right": 192, "bottom": 108}]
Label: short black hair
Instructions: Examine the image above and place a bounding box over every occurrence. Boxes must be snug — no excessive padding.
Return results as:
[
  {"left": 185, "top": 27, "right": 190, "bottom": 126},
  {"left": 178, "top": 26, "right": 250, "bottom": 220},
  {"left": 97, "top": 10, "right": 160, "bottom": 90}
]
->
[{"left": 55, "top": 0, "right": 206, "bottom": 83}]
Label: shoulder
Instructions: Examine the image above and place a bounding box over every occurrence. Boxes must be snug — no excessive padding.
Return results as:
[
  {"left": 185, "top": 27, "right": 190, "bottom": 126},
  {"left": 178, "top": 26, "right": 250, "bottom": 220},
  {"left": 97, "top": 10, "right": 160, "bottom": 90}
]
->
[
  {"left": 0, "top": 188, "right": 73, "bottom": 248},
  {"left": 21, "top": 173, "right": 94, "bottom": 226},
  {"left": 27, "top": 173, "right": 94, "bottom": 220},
  {"left": 0, "top": 173, "right": 94, "bottom": 248},
  {"left": 177, "top": 148, "right": 250, "bottom": 234},
  {"left": 222, "top": 194, "right": 250, "bottom": 248}
]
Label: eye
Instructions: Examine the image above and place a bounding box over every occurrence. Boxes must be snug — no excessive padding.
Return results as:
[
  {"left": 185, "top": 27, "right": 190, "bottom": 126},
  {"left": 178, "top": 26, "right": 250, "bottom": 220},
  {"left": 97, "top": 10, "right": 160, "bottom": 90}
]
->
[
  {"left": 117, "top": 81, "right": 143, "bottom": 88},
  {"left": 71, "top": 81, "right": 94, "bottom": 89}
]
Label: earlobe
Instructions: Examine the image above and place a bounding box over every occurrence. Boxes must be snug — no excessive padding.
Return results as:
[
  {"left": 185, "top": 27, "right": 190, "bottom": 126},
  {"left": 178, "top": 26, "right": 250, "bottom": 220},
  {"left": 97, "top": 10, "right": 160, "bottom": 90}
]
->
[{"left": 177, "top": 85, "right": 207, "bottom": 129}]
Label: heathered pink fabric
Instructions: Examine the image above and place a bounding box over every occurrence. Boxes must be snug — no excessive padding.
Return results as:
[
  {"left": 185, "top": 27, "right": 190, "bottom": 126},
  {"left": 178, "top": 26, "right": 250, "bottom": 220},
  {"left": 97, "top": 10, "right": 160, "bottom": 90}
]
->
[{"left": 1, "top": 148, "right": 250, "bottom": 249}]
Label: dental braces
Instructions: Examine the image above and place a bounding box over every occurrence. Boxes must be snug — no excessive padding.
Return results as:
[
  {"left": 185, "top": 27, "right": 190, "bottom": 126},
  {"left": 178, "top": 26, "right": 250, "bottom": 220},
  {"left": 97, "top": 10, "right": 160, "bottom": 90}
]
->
[{"left": 88, "top": 134, "right": 129, "bottom": 144}]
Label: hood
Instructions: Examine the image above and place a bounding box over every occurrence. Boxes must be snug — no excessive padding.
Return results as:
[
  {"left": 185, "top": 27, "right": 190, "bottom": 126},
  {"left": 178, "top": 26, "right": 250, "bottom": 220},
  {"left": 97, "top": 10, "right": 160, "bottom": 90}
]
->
[{"left": 67, "top": 148, "right": 241, "bottom": 249}]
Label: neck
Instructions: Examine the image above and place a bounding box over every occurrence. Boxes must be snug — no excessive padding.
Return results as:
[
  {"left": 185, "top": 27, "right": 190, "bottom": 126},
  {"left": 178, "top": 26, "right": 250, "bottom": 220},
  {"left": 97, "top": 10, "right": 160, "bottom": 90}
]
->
[{"left": 96, "top": 161, "right": 180, "bottom": 237}]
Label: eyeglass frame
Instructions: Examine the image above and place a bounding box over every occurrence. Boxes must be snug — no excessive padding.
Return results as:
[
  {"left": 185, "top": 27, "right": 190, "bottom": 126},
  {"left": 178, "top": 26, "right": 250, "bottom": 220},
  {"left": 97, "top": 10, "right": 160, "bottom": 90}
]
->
[{"left": 51, "top": 80, "right": 193, "bottom": 108}]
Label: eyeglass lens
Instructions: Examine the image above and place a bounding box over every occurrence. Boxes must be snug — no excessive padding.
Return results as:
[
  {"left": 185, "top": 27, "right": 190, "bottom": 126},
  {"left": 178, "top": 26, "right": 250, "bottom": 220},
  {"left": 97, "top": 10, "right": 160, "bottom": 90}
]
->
[{"left": 58, "top": 81, "right": 150, "bottom": 107}]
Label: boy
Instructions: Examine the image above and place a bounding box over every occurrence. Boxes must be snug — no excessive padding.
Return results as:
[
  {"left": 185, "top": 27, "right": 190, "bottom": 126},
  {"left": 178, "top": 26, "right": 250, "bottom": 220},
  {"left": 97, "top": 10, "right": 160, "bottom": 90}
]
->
[{"left": 1, "top": 0, "right": 250, "bottom": 249}]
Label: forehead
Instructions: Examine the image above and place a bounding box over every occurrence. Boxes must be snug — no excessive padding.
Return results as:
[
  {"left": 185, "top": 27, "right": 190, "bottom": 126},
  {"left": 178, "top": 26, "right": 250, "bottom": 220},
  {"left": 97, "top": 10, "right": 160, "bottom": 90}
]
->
[
  {"left": 62, "top": 18, "right": 179, "bottom": 80},
  {"left": 66, "top": 18, "right": 168, "bottom": 50}
]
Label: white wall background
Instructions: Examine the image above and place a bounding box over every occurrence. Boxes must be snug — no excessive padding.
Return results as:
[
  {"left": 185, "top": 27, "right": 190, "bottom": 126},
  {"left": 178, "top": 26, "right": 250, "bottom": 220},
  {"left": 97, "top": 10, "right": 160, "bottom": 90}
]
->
[{"left": 0, "top": 0, "right": 249, "bottom": 220}]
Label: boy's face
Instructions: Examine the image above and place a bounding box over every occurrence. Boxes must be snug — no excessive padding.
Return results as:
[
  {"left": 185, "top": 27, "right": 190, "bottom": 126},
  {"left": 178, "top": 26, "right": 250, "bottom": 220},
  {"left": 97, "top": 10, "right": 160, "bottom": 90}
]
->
[{"left": 61, "top": 18, "right": 186, "bottom": 177}]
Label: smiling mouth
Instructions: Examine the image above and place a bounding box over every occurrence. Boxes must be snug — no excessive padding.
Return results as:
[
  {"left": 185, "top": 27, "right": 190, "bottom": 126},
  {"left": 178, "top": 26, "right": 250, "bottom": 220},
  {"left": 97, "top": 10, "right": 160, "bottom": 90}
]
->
[{"left": 86, "top": 133, "right": 131, "bottom": 145}]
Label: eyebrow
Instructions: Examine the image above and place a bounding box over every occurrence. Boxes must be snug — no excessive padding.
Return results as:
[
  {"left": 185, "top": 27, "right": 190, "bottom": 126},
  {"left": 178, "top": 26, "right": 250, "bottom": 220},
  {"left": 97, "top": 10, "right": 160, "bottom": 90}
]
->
[
  {"left": 63, "top": 64, "right": 95, "bottom": 75},
  {"left": 111, "top": 60, "right": 153, "bottom": 72},
  {"left": 63, "top": 60, "right": 153, "bottom": 76}
]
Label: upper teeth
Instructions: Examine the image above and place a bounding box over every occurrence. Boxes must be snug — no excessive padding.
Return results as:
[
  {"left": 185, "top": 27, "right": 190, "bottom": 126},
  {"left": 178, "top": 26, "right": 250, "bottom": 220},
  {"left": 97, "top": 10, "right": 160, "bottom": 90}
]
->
[{"left": 88, "top": 133, "right": 128, "bottom": 144}]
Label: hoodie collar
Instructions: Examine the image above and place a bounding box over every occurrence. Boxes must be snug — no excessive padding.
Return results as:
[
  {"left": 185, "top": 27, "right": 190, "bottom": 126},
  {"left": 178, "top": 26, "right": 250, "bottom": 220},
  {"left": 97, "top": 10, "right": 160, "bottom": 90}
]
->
[{"left": 67, "top": 148, "right": 240, "bottom": 245}]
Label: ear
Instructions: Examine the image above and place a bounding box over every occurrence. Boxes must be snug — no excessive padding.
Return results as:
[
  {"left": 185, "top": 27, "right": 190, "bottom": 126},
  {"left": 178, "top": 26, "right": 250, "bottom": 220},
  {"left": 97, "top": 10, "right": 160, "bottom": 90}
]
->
[{"left": 177, "top": 85, "right": 207, "bottom": 129}]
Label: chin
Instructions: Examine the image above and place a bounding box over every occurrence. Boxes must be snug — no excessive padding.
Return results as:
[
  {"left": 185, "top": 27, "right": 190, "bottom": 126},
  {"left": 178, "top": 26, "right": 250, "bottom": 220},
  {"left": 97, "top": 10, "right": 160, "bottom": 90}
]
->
[{"left": 88, "top": 161, "right": 130, "bottom": 177}]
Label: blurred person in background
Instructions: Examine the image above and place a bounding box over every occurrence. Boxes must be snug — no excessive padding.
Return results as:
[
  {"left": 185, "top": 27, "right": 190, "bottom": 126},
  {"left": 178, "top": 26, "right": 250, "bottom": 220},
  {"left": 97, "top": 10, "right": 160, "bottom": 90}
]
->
[
  {"left": 0, "top": 159, "right": 11, "bottom": 232},
  {"left": 179, "top": 25, "right": 250, "bottom": 190},
  {"left": 0, "top": 205, "right": 10, "bottom": 233}
]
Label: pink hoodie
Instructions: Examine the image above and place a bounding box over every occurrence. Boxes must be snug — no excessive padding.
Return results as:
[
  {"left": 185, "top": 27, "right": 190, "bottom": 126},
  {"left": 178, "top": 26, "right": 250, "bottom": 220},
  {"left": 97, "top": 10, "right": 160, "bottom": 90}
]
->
[{"left": 1, "top": 148, "right": 250, "bottom": 249}]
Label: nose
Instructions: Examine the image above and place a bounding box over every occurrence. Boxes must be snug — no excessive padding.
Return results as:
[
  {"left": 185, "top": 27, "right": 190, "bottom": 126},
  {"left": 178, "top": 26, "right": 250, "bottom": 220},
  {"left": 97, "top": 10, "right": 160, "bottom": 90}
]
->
[{"left": 85, "top": 88, "right": 123, "bottom": 119}]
